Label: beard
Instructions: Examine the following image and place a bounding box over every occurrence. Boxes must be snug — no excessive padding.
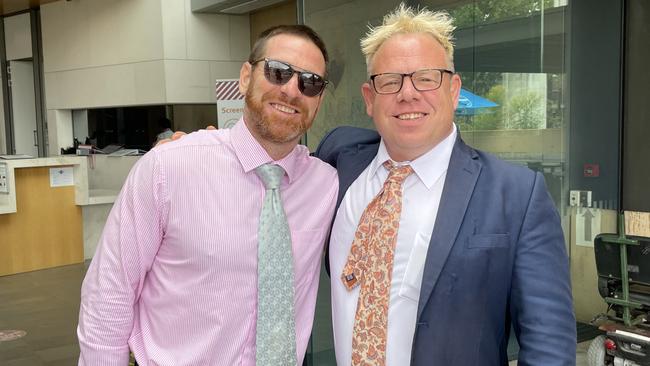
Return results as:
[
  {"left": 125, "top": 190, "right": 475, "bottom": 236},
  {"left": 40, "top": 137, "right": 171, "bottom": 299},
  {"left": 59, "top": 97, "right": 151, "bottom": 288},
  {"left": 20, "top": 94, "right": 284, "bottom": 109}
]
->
[{"left": 244, "top": 88, "right": 312, "bottom": 144}]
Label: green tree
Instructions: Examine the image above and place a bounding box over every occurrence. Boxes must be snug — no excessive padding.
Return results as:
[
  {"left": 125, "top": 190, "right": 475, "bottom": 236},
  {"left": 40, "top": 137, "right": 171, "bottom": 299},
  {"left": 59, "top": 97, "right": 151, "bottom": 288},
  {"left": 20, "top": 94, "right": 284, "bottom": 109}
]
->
[
  {"left": 455, "top": 77, "right": 504, "bottom": 132},
  {"left": 472, "top": 84, "right": 505, "bottom": 130},
  {"left": 448, "top": 0, "right": 557, "bottom": 28},
  {"left": 509, "top": 92, "right": 543, "bottom": 129}
]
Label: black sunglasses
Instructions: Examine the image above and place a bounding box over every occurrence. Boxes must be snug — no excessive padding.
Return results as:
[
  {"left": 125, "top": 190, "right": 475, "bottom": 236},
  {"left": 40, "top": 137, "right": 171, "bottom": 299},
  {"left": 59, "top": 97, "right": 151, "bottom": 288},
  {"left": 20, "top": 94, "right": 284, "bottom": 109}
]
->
[{"left": 251, "top": 58, "right": 328, "bottom": 97}]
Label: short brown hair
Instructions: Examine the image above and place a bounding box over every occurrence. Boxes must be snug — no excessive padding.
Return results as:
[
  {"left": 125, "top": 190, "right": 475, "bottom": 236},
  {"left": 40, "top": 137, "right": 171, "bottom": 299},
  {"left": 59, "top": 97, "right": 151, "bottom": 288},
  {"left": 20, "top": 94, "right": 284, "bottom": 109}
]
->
[{"left": 248, "top": 24, "right": 329, "bottom": 68}]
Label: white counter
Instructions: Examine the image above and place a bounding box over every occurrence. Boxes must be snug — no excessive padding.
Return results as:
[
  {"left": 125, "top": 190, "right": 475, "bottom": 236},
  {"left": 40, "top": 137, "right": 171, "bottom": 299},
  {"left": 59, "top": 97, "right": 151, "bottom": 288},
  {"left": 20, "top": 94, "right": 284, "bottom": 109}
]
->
[
  {"left": 0, "top": 155, "right": 140, "bottom": 214},
  {"left": 0, "top": 156, "right": 83, "bottom": 214}
]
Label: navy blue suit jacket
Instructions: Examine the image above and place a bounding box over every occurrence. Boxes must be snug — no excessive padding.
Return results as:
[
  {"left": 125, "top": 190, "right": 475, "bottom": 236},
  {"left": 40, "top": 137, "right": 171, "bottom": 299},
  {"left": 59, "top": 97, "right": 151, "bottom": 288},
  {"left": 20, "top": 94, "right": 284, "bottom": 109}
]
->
[{"left": 315, "top": 126, "right": 576, "bottom": 366}]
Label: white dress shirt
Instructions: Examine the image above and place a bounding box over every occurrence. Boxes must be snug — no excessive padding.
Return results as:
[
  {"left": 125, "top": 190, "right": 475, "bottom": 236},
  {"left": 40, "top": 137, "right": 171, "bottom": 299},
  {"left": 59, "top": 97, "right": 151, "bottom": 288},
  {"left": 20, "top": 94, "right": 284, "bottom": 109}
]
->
[{"left": 330, "top": 125, "right": 457, "bottom": 366}]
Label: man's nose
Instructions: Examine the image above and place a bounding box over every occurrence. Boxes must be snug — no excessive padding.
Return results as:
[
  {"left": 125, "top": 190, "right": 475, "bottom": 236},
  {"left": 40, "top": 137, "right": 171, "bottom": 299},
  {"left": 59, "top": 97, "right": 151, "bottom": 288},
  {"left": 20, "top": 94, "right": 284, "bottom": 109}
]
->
[
  {"left": 279, "top": 73, "right": 302, "bottom": 98},
  {"left": 397, "top": 76, "right": 420, "bottom": 101}
]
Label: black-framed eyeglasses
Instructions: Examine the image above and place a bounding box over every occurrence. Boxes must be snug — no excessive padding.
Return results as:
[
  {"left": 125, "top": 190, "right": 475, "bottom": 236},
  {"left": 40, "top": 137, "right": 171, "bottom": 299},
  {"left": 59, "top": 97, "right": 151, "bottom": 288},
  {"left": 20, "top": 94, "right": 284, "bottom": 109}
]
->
[
  {"left": 369, "top": 68, "right": 454, "bottom": 94},
  {"left": 250, "top": 58, "right": 328, "bottom": 97}
]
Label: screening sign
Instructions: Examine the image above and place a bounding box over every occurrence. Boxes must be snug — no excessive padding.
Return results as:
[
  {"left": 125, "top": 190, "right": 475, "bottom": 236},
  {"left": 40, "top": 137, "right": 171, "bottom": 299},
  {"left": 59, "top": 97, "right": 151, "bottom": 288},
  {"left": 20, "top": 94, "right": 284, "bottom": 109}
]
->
[{"left": 215, "top": 79, "right": 244, "bottom": 129}]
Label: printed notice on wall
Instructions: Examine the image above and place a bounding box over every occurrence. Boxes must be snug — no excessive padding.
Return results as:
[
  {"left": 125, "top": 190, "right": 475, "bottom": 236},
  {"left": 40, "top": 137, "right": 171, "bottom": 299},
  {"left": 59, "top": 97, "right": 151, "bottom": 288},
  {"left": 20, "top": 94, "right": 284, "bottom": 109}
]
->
[
  {"left": 50, "top": 167, "right": 74, "bottom": 187},
  {"left": 625, "top": 211, "right": 650, "bottom": 237}
]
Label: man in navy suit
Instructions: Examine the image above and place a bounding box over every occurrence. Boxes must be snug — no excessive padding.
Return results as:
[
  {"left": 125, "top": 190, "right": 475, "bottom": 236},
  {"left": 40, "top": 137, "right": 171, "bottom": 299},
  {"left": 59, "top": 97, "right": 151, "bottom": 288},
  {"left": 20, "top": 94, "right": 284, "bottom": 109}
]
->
[{"left": 315, "top": 4, "right": 576, "bottom": 366}]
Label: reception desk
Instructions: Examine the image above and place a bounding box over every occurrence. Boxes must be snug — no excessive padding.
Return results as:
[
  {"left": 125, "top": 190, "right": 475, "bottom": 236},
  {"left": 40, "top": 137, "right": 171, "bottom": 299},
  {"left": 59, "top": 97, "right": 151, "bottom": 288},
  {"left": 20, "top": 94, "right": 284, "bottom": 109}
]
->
[{"left": 0, "top": 155, "right": 139, "bottom": 276}]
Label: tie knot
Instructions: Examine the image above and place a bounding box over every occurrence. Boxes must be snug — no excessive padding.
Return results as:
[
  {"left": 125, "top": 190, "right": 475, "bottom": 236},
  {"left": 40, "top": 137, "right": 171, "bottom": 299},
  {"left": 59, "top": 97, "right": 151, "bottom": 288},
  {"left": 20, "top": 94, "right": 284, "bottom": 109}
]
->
[
  {"left": 255, "top": 164, "right": 285, "bottom": 190},
  {"left": 382, "top": 160, "right": 413, "bottom": 185}
]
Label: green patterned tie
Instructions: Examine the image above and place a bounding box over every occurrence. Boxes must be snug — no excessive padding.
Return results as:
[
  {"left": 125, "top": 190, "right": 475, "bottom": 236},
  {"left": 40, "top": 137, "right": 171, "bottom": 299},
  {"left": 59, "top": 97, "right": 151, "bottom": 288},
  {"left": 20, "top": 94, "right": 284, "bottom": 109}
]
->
[{"left": 254, "top": 164, "right": 297, "bottom": 366}]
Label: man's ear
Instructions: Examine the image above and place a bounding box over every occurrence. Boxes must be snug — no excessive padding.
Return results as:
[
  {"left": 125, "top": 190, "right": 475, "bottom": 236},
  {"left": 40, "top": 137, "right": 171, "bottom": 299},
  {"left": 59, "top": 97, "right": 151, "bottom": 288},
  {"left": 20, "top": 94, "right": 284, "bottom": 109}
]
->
[
  {"left": 361, "top": 82, "right": 375, "bottom": 117},
  {"left": 450, "top": 73, "right": 462, "bottom": 110},
  {"left": 239, "top": 62, "right": 252, "bottom": 95}
]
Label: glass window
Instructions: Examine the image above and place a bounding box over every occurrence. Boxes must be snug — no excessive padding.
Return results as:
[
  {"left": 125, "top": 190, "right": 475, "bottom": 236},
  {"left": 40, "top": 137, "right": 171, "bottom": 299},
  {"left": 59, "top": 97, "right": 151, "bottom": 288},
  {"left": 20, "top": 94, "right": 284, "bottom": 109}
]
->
[
  {"left": 83, "top": 106, "right": 167, "bottom": 151},
  {"left": 70, "top": 104, "right": 217, "bottom": 153},
  {"left": 443, "top": 0, "right": 568, "bottom": 212}
]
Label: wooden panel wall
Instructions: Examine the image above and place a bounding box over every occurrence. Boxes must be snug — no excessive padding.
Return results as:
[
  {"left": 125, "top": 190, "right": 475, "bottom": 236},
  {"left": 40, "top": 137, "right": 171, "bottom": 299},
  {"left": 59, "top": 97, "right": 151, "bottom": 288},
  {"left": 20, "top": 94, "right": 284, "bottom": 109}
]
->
[
  {"left": 0, "top": 167, "right": 83, "bottom": 276},
  {"left": 626, "top": 211, "right": 650, "bottom": 237}
]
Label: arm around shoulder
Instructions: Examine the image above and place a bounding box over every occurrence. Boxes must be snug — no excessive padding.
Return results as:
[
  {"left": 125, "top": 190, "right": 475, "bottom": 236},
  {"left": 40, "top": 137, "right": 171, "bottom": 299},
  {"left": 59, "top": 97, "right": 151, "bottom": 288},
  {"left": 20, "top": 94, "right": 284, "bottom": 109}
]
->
[
  {"left": 314, "top": 126, "right": 346, "bottom": 167},
  {"left": 313, "top": 126, "right": 381, "bottom": 168}
]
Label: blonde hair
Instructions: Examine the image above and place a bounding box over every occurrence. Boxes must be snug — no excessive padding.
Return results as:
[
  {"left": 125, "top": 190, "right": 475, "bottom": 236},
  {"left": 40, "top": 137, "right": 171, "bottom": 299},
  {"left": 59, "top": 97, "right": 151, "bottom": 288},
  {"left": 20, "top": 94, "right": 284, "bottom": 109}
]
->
[{"left": 360, "top": 3, "right": 456, "bottom": 75}]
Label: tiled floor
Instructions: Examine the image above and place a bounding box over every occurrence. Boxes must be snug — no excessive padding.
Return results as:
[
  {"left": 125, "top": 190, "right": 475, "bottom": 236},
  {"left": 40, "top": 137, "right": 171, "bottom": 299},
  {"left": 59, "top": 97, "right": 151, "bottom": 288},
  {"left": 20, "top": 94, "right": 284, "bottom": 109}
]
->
[
  {"left": 0, "top": 263, "right": 86, "bottom": 366},
  {"left": 0, "top": 263, "right": 591, "bottom": 365}
]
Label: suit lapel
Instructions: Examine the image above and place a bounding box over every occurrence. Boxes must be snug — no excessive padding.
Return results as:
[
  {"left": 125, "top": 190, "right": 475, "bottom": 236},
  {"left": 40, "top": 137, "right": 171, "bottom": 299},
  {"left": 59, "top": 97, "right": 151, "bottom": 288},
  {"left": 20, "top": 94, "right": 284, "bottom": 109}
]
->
[{"left": 417, "top": 137, "right": 482, "bottom": 319}]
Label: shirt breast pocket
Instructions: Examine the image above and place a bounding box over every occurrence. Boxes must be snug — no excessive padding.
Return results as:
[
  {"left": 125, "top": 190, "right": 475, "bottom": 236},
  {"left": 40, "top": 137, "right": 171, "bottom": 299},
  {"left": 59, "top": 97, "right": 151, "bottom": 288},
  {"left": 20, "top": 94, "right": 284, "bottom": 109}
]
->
[{"left": 467, "top": 233, "right": 510, "bottom": 249}]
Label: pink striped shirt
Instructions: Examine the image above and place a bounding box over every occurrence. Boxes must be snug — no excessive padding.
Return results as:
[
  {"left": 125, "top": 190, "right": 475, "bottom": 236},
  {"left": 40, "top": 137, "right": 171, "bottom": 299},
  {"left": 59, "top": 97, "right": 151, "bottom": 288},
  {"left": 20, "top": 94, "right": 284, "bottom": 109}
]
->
[{"left": 78, "top": 120, "right": 338, "bottom": 366}]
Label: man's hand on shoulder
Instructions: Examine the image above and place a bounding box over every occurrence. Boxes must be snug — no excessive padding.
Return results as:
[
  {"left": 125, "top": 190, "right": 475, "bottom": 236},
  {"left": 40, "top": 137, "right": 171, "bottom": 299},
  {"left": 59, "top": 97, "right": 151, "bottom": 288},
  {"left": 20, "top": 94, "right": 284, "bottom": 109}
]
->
[{"left": 155, "top": 126, "right": 217, "bottom": 146}]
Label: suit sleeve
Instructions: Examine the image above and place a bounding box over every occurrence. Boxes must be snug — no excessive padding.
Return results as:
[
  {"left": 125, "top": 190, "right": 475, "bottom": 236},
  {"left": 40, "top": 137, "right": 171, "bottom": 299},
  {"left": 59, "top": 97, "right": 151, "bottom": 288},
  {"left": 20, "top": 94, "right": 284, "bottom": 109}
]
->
[
  {"left": 313, "top": 126, "right": 382, "bottom": 167},
  {"left": 314, "top": 127, "right": 343, "bottom": 167},
  {"left": 77, "top": 151, "right": 168, "bottom": 365},
  {"left": 510, "top": 172, "right": 576, "bottom": 366}
]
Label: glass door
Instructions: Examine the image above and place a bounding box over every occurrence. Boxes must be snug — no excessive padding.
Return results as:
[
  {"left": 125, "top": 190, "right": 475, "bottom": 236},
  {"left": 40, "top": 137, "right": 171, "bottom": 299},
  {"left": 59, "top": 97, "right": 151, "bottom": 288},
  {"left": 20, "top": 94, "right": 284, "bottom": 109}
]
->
[{"left": 8, "top": 59, "right": 38, "bottom": 156}]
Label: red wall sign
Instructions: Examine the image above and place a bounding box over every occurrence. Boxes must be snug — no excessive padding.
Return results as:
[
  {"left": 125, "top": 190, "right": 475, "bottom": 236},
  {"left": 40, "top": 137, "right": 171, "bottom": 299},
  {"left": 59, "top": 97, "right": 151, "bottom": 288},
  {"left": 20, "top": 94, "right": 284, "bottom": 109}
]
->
[{"left": 584, "top": 163, "right": 600, "bottom": 177}]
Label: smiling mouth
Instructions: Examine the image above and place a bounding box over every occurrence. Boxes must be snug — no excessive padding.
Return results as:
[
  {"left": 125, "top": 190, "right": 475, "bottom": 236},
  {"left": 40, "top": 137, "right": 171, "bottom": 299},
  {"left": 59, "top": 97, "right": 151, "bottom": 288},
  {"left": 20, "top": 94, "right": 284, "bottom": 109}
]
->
[
  {"left": 396, "top": 112, "right": 426, "bottom": 120},
  {"left": 271, "top": 103, "right": 298, "bottom": 114}
]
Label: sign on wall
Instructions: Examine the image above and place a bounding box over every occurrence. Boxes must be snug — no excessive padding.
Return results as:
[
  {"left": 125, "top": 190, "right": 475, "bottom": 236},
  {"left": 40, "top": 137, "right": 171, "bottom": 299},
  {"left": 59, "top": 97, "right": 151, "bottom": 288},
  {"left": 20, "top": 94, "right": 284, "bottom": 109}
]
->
[
  {"left": 49, "top": 166, "right": 74, "bottom": 188},
  {"left": 215, "top": 79, "right": 244, "bottom": 129},
  {"left": 576, "top": 207, "right": 602, "bottom": 247}
]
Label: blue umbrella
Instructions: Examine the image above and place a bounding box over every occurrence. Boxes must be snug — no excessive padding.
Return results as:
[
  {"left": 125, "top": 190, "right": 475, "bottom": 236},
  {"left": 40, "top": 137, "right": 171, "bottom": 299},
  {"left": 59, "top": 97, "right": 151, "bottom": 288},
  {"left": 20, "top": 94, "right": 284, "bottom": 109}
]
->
[{"left": 456, "top": 88, "right": 498, "bottom": 115}]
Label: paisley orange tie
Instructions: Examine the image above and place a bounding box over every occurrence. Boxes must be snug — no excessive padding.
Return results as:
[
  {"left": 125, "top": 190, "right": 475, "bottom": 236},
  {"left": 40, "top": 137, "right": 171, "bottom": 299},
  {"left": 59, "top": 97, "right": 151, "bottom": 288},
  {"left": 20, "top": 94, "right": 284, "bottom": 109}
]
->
[{"left": 342, "top": 161, "right": 414, "bottom": 366}]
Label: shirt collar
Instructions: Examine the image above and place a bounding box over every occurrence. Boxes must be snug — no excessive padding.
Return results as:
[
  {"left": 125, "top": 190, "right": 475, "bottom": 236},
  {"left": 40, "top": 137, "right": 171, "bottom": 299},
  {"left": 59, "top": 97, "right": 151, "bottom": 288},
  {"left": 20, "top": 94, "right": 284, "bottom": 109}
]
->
[
  {"left": 231, "top": 118, "right": 301, "bottom": 183},
  {"left": 371, "top": 123, "right": 457, "bottom": 189}
]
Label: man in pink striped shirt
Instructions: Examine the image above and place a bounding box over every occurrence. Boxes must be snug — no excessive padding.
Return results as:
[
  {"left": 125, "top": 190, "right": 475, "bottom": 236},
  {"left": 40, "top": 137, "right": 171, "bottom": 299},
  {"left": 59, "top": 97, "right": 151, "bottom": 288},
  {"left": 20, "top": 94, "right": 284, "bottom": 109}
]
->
[{"left": 77, "top": 25, "right": 338, "bottom": 366}]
